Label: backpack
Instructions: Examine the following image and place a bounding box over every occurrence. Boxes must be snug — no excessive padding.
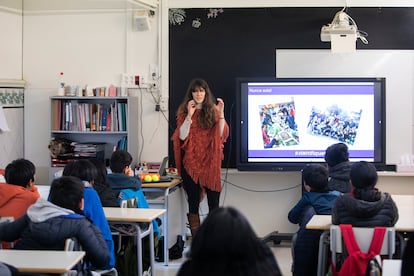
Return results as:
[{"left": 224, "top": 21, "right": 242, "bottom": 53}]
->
[{"left": 333, "top": 224, "right": 386, "bottom": 276}]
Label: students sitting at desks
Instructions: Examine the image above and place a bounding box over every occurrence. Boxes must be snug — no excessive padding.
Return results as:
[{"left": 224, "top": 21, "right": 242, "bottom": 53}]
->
[
  {"left": 0, "top": 159, "right": 40, "bottom": 248},
  {"left": 0, "top": 176, "right": 110, "bottom": 270},
  {"left": 177, "top": 206, "right": 282, "bottom": 276},
  {"left": 332, "top": 161, "right": 398, "bottom": 227},
  {"left": 62, "top": 159, "right": 116, "bottom": 270},
  {"left": 288, "top": 164, "right": 340, "bottom": 276}
]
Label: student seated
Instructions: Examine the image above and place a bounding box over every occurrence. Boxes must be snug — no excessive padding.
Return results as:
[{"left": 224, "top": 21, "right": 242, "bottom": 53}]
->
[
  {"left": 89, "top": 158, "right": 118, "bottom": 207},
  {"left": 177, "top": 206, "right": 281, "bottom": 276},
  {"left": 0, "top": 176, "right": 110, "bottom": 270},
  {"left": 324, "top": 142, "right": 352, "bottom": 193},
  {"left": 0, "top": 159, "right": 40, "bottom": 248},
  {"left": 106, "top": 150, "right": 141, "bottom": 197},
  {"left": 288, "top": 164, "right": 340, "bottom": 276},
  {"left": 332, "top": 161, "right": 398, "bottom": 227},
  {"left": 62, "top": 159, "right": 115, "bottom": 270},
  {"left": 106, "top": 150, "right": 160, "bottom": 236}
]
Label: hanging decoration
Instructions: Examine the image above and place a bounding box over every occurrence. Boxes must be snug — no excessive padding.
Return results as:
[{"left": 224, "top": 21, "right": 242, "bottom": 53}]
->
[
  {"left": 192, "top": 18, "right": 201, "bottom": 28},
  {"left": 207, "top": 8, "right": 224, "bottom": 19},
  {"left": 169, "top": 8, "right": 224, "bottom": 28},
  {"left": 169, "top": 8, "right": 186, "bottom": 25}
]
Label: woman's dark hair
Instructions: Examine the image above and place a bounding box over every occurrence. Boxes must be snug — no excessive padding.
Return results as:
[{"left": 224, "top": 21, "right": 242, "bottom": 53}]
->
[
  {"left": 109, "top": 150, "right": 132, "bottom": 173},
  {"left": 324, "top": 143, "right": 349, "bottom": 167},
  {"left": 302, "top": 164, "right": 329, "bottom": 192},
  {"left": 350, "top": 161, "right": 381, "bottom": 201},
  {"left": 5, "top": 158, "right": 36, "bottom": 187},
  {"left": 62, "top": 159, "right": 97, "bottom": 182},
  {"left": 49, "top": 176, "right": 84, "bottom": 214},
  {"left": 177, "top": 78, "right": 217, "bottom": 129},
  {"left": 186, "top": 207, "right": 281, "bottom": 276}
]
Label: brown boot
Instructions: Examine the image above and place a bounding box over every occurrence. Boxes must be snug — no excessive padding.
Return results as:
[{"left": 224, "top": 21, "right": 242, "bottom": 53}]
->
[{"left": 187, "top": 213, "right": 200, "bottom": 237}]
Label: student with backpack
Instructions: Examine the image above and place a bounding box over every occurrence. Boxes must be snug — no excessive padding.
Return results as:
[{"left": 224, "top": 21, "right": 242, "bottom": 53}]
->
[{"left": 330, "top": 161, "right": 399, "bottom": 276}]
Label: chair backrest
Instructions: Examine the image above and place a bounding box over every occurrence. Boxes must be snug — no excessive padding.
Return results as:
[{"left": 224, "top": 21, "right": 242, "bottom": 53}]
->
[
  {"left": 330, "top": 225, "right": 395, "bottom": 255},
  {"left": 64, "top": 238, "right": 76, "bottom": 251},
  {"left": 330, "top": 225, "right": 395, "bottom": 266},
  {"left": 120, "top": 197, "right": 137, "bottom": 208},
  {"left": 65, "top": 238, "right": 118, "bottom": 276}
]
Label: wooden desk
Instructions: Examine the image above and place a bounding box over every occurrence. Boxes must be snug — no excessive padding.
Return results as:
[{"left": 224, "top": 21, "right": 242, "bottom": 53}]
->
[
  {"left": 0, "top": 249, "right": 85, "bottom": 274},
  {"left": 104, "top": 207, "right": 166, "bottom": 276},
  {"left": 306, "top": 194, "right": 414, "bottom": 276},
  {"left": 142, "top": 178, "right": 183, "bottom": 266}
]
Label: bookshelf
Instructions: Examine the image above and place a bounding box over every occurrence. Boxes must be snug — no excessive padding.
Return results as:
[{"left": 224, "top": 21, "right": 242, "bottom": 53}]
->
[{"left": 49, "top": 96, "right": 139, "bottom": 182}]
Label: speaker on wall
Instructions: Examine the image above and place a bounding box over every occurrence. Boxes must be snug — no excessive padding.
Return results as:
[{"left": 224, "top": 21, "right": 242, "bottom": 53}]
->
[{"left": 133, "top": 10, "right": 151, "bottom": 31}]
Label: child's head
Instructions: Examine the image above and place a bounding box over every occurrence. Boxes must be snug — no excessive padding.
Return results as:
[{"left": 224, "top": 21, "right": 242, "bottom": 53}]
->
[
  {"left": 324, "top": 143, "right": 349, "bottom": 168},
  {"left": 109, "top": 150, "right": 132, "bottom": 173},
  {"left": 49, "top": 176, "right": 84, "bottom": 212},
  {"left": 5, "top": 158, "right": 36, "bottom": 188},
  {"left": 88, "top": 158, "right": 107, "bottom": 184},
  {"left": 350, "top": 161, "right": 378, "bottom": 190},
  {"left": 302, "top": 164, "right": 329, "bottom": 192},
  {"left": 62, "top": 159, "right": 97, "bottom": 183}
]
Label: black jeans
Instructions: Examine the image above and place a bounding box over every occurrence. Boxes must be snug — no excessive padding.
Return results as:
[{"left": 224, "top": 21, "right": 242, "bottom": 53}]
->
[{"left": 181, "top": 167, "right": 220, "bottom": 214}]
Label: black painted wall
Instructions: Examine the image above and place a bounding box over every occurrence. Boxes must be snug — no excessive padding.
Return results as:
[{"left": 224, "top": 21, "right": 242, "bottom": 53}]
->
[{"left": 168, "top": 7, "right": 414, "bottom": 168}]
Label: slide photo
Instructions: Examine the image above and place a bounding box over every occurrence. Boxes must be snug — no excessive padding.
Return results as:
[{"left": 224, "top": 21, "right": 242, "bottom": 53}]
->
[{"left": 259, "top": 101, "right": 299, "bottom": 149}]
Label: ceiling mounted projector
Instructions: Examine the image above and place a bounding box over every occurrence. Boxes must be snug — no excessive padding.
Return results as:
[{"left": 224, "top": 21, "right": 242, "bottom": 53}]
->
[{"left": 320, "top": 8, "right": 368, "bottom": 53}]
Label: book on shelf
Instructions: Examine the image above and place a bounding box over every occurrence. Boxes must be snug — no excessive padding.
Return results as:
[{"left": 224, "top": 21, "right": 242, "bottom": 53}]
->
[
  {"left": 116, "top": 136, "right": 127, "bottom": 151},
  {"left": 85, "top": 103, "right": 91, "bottom": 131}
]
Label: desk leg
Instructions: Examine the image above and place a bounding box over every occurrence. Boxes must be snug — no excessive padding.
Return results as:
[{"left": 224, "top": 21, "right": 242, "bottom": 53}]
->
[
  {"left": 163, "top": 187, "right": 170, "bottom": 266},
  {"left": 137, "top": 226, "right": 143, "bottom": 276},
  {"left": 149, "top": 223, "right": 155, "bottom": 276},
  {"left": 317, "top": 230, "right": 329, "bottom": 276}
]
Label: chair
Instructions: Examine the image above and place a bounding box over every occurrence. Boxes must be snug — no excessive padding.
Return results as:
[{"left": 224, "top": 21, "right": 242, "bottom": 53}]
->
[
  {"left": 330, "top": 225, "right": 396, "bottom": 272},
  {"left": 65, "top": 238, "right": 118, "bottom": 276}
]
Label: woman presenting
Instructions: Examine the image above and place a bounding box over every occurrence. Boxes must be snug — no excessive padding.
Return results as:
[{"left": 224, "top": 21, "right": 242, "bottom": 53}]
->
[{"left": 172, "top": 78, "right": 229, "bottom": 237}]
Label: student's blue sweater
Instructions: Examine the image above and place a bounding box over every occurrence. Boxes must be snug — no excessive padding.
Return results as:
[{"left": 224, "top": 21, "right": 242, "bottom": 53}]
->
[{"left": 84, "top": 187, "right": 115, "bottom": 269}]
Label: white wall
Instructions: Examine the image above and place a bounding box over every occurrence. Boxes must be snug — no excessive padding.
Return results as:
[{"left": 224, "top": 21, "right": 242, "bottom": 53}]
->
[
  {"left": 22, "top": 10, "right": 168, "bottom": 183},
  {"left": 0, "top": 3, "right": 22, "bottom": 79}
]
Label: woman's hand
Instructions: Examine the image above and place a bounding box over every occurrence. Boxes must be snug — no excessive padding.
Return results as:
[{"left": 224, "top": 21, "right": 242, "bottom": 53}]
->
[
  {"left": 187, "top": 100, "right": 196, "bottom": 118},
  {"left": 216, "top": 98, "right": 225, "bottom": 116}
]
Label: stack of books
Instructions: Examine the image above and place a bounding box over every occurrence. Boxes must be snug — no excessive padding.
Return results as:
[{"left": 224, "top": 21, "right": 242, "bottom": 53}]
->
[{"left": 71, "top": 142, "right": 106, "bottom": 162}]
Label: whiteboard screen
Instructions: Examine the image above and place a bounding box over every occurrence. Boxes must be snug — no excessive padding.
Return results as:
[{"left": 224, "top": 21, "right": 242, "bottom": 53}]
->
[{"left": 276, "top": 49, "right": 414, "bottom": 165}]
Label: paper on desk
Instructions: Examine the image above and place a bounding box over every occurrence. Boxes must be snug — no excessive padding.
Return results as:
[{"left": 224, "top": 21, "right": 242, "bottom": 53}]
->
[{"left": 0, "top": 106, "right": 10, "bottom": 132}]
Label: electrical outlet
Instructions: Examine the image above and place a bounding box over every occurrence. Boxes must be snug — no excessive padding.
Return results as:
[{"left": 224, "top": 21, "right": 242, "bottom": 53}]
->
[
  {"left": 159, "top": 96, "right": 168, "bottom": 111},
  {"left": 149, "top": 64, "right": 159, "bottom": 80}
]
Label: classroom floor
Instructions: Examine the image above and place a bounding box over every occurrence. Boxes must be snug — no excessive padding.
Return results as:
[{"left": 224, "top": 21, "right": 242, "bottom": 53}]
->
[{"left": 153, "top": 240, "right": 293, "bottom": 276}]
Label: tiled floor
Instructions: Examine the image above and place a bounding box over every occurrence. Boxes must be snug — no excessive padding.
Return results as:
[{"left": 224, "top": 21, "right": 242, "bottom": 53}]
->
[{"left": 153, "top": 240, "right": 292, "bottom": 276}]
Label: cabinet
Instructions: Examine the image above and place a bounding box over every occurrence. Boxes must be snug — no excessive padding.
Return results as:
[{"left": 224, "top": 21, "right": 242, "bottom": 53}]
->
[{"left": 49, "top": 96, "right": 139, "bottom": 181}]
